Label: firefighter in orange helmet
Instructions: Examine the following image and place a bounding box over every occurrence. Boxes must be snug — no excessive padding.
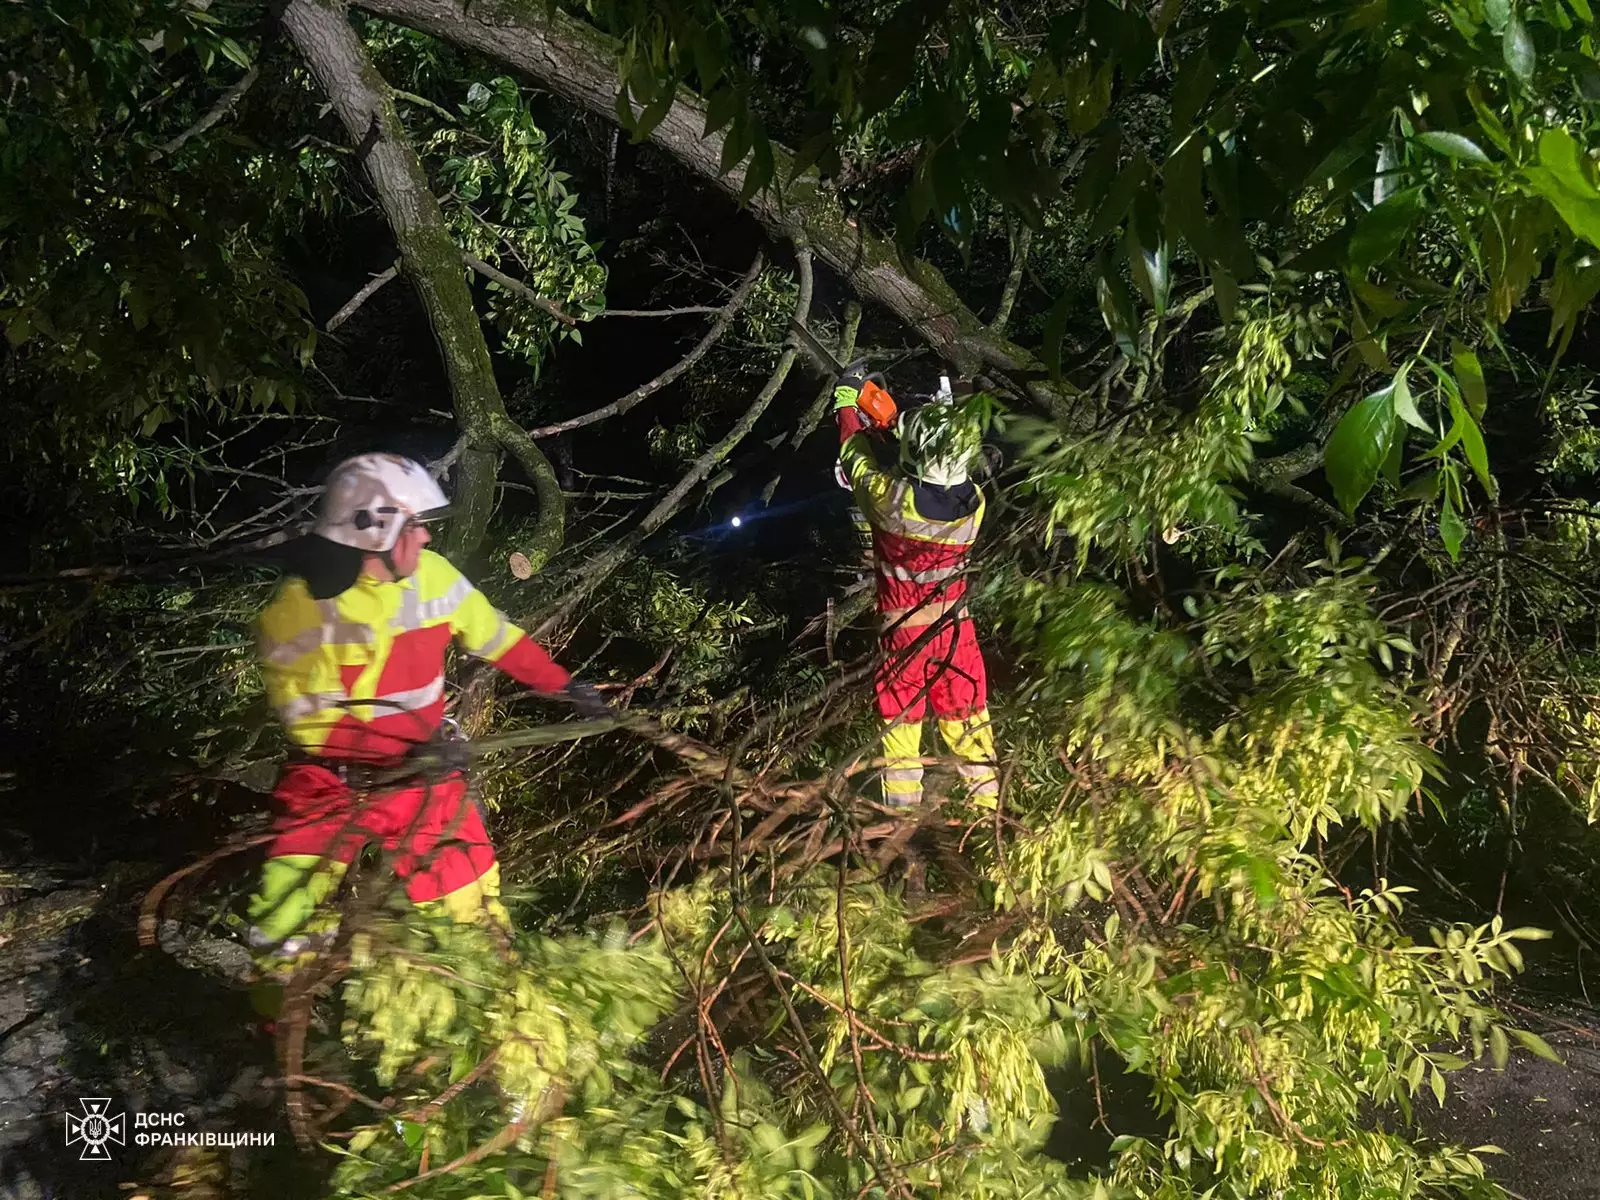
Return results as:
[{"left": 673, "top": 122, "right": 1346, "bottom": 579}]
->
[
  {"left": 833, "top": 376, "right": 999, "bottom": 809},
  {"left": 245, "top": 454, "right": 606, "bottom": 978}
]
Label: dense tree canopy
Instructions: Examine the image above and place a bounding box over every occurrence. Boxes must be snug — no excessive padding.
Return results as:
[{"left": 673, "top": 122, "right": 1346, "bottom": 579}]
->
[{"left": 4, "top": 0, "right": 1600, "bottom": 1197}]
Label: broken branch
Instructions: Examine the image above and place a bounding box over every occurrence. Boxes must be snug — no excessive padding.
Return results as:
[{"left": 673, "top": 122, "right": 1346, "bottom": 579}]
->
[{"left": 526, "top": 253, "right": 765, "bottom": 439}]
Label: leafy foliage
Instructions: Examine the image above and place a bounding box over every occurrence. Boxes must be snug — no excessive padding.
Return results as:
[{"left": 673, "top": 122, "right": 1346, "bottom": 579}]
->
[{"left": 8, "top": 3, "right": 1600, "bottom": 1200}]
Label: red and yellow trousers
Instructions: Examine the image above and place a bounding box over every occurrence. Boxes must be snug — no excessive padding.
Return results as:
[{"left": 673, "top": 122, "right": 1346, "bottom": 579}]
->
[
  {"left": 246, "top": 761, "right": 508, "bottom": 973},
  {"left": 874, "top": 613, "right": 998, "bottom": 808}
]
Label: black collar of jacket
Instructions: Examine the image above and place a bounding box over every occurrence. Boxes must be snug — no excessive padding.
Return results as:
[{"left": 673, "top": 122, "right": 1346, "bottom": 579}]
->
[{"left": 909, "top": 479, "right": 980, "bottom": 522}]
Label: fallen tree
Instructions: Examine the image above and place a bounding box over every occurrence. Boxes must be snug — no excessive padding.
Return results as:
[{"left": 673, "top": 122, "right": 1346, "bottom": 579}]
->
[{"left": 353, "top": 0, "right": 1064, "bottom": 411}]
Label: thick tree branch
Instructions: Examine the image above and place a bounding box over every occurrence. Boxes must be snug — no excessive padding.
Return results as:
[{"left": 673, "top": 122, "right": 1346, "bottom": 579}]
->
[
  {"left": 1253, "top": 441, "right": 1326, "bottom": 483},
  {"left": 150, "top": 66, "right": 260, "bottom": 162},
  {"left": 283, "top": 0, "right": 562, "bottom": 561},
  {"left": 532, "top": 244, "right": 814, "bottom": 637},
  {"left": 525, "top": 254, "right": 765, "bottom": 438},
  {"left": 1247, "top": 442, "right": 1348, "bottom": 524},
  {"left": 353, "top": 0, "right": 1068, "bottom": 416}
]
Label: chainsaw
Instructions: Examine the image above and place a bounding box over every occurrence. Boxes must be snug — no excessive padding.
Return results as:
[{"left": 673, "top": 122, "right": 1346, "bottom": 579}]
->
[{"left": 789, "top": 320, "right": 899, "bottom": 431}]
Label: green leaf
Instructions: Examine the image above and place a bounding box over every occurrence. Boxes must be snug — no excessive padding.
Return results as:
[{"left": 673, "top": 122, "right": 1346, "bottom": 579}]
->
[
  {"left": 1066, "top": 59, "right": 1115, "bottom": 134},
  {"left": 633, "top": 89, "right": 674, "bottom": 143},
  {"left": 1349, "top": 187, "right": 1426, "bottom": 270},
  {"left": 1524, "top": 129, "right": 1600, "bottom": 247},
  {"left": 1504, "top": 13, "right": 1536, "bottom": 82},
  {"left": 1211, "top": 263, "right": 1238, "bottom": 323},
  {"left": 1088, "top": 153, "right": 1149, "bottom": 240},
  {"left": 1400, "top": 468, "right": 1441, "bottom": 501},
  {"left": 1381, "top": 421, "right": 1407, "bottom": 486},
  {"left": 2, "top": 308, "right": 33, "bottom": 348},
  {"left": 1414, "top": 130, "right": 1491, "bottom": 164},
  {"left": 124, "top": 287, "right": 148, "bottom": 331},
  {"left": 898, "top": 1085, "right": 927, "bottom": 1111},
  {"left": 1440, "top": 496, "right": 1468, "bottom": 561},
  {"left": 702, "top": 87, "right": 739, "bottom": 138},
  {"left": 1466, "top": 84, "right": 1514, "bottom": 154},
  {"left": 1549, "top": 253, "right": 1600, "bottom": 352},
  {"left": 1075, "top": 128, "right": 1122, "bottom": 217},
  {"left": 719, "top": 116, "right": 752, "bottom": 176},
  {"left": 1430, "top": 1067, "right": 1447, "bottom": 1107},
  {"left": 1452, "top": 343, "right": 1488, "bottom": 418},
  {"left": 739, "top": 132, "right": 774, "bottom": 204},
  {"left": 1448, "top": 391, "right": 1497, "bottom": 497},
  {"left": 787, "top": 132, "right": 832, "bottom": 183},
  {"left": 1095, "top": 255, "right": 1139, "bottom": 358},
  {"left": 1170, "top": 50, "right": 1216, "bottom": 133},
  {"left": 1352, "top": 278, "right": 1406, "bottom": 318},
  {"left": 1512, "top": 1029, "right": 1562, "bottom": 1063},
  {"left": 1392, "top": 370, "right": 1429, "bottom": 431},
  {"left": 908, "top": 153, "right": 937, "bottom": 225},
  {"left": 217, "top": 37, "right": 252, "bottom": 70},
  {"left": 1162, "top": 137, "right": 1210, "bottom": 258},
  {"left": 1325, "top": 386, "right": 1399, "bottom": 514},
  {"left": 1042, "top": 290, "right": 1074, "bottom": 379},
  {"left": 1486, "top": 0, "right": 1512, "bottom": 30},
  {"left": 689, "top": 24, "right": 725, "bottom": 90},
  {"left": 1125, "top": 225, "right": 1169, "bottom": 316},
  {"left": 626, "top": 52, "right": 658, "bottom": 106}
]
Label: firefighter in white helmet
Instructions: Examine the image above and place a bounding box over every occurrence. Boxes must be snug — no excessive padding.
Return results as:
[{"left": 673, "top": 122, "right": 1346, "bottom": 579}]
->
[{"left": 246, "top": 454, "right": 606, "bottom": 981}]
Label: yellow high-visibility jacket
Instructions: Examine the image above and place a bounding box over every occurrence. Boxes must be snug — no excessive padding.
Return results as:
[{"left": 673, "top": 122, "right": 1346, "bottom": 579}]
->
[
  {"left": 257, "top": 549, "right": 568, "bottom": 759},
  {"left": 838, "top": 419, "right": 985, "bottom": 631}
]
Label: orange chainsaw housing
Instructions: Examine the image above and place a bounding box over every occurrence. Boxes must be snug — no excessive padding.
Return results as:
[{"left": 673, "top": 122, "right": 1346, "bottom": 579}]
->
[{"left": 858, "top": 379, "right": 898, "bottom": 430}]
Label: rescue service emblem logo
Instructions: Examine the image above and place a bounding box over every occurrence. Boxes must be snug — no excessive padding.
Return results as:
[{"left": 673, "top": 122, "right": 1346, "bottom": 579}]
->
[{"left": 64, "top": 1097, "right": 126, "bottom": 1161}]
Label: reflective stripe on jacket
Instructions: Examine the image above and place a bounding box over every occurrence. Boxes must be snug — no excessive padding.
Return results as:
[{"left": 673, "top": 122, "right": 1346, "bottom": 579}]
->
[
  {"left": 258, "top": 549, "right": 568, "bottom": 759},
  {"left": 837, "top": 411, "right": 984, "bottom": 630}
]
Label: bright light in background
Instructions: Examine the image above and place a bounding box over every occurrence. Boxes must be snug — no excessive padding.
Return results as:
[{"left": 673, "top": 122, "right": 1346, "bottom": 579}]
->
[{"left": 730, "top": 515, "right": 743, "bottom": 528}]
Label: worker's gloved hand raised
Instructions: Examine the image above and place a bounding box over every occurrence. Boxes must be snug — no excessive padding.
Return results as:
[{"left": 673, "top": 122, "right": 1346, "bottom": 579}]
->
[
  {"left": 564, "top": 679, "right": 612, "bottom": 719},
  {"left": 833, "top": 358, "right": 870, "bottom": 410}
]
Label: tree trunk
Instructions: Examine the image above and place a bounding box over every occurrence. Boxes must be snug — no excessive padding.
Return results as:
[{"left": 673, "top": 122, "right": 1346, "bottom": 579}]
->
[
  {"left": 352, "top": 0, "right": 1069, "bottom": 416},
  {"left": 283, "top": 0, "right": 564, "bottom": 561}
]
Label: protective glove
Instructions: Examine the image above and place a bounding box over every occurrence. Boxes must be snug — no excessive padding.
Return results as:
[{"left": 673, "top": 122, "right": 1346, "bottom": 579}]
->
[
  {"left": 564, "top": 679, "right": 612, "bottom": 719},
  {"left": 833, "top": 358, "right": 870, "bottom": 410}
]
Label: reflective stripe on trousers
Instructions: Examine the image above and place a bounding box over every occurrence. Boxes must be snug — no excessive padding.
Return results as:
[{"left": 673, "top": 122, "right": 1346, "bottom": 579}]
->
[{"left": 879, "top": 708, "right": 998, "bottom": 808}]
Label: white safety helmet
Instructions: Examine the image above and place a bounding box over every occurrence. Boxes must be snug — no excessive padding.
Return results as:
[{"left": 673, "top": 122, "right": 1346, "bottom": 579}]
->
[
  {"left": 899, "top": 378, "right": 981, "bottom": 487},
  {"left": 314, "top": 453, "right": 449, "bottom": 553}
]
